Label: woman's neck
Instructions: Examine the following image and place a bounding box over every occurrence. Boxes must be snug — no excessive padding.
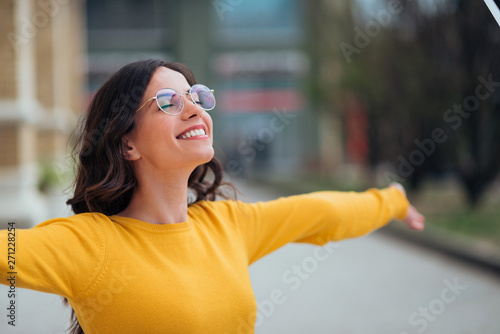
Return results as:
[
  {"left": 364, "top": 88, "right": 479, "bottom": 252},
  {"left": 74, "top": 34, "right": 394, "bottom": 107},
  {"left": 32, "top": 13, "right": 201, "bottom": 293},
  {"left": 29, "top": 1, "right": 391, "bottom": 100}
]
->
[{"left": 117, "top": 168, "right": 192, "bottom": 225}]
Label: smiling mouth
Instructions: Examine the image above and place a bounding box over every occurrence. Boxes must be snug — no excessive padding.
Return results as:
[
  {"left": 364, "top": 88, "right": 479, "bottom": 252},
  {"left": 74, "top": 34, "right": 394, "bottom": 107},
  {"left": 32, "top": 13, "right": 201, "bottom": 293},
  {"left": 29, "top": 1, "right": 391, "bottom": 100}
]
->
[{"left": 177, "top": 128, "right": 207, "bottom": 139}]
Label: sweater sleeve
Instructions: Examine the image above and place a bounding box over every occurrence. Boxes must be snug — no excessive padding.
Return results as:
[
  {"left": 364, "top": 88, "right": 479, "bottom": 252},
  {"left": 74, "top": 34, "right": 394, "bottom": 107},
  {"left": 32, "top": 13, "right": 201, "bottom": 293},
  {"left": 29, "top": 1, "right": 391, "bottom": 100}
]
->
[
  {"left": 0, "top": 213, "right": 106, "bottom": 299},
  {"left": 226, "top": 187, "right": 409, "bottom": 265}
]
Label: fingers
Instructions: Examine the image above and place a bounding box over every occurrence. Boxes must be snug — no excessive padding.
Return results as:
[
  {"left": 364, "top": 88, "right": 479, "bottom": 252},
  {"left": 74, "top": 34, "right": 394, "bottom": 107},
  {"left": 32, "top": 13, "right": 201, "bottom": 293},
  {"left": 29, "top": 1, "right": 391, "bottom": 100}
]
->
[
  {"left": 388, "top": 184, "right": 425, "bottom": 231},
  {"left": 405, "top": 205, "right": 425, "bottom": 231}
]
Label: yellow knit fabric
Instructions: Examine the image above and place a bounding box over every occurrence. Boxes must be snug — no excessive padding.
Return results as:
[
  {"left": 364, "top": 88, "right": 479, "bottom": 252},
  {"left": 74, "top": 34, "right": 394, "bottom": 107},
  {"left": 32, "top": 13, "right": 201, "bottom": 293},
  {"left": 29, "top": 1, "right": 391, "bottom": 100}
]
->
[{"left": 0, "top": 187, "right": 408, "bottom": 333}]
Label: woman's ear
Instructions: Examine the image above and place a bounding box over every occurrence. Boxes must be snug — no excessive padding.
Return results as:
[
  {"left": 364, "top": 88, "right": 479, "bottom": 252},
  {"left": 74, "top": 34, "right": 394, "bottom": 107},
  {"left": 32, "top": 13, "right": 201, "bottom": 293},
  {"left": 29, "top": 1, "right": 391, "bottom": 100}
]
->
[{"left": 121, "top": 135, "right": 141, "bottom": 161}]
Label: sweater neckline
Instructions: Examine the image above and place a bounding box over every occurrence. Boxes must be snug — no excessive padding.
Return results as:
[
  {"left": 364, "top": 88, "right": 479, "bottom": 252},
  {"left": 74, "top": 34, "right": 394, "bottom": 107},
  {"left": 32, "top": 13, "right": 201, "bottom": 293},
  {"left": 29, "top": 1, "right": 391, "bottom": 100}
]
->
[{"left": 109, "top": 214, "right": 193, "bottom": 232}]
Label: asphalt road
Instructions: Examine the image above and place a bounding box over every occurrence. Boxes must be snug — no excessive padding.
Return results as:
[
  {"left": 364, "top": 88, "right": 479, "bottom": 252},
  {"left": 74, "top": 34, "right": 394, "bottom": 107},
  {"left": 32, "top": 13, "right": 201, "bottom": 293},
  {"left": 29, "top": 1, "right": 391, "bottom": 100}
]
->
[
  {"left": 234, "top": 177, "right": 500, "bottom": 334},
  {"left": 0, "top": 177, "right": 499, "bottom": 333}
]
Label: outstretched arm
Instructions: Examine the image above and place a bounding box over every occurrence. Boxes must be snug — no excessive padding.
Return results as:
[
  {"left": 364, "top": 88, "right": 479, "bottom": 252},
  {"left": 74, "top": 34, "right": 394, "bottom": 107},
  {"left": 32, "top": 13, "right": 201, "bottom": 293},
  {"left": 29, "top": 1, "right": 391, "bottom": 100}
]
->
[
  {"left": 0, "top": 214, "right": 106, "bottom": 299},
  {"left": 217, "top": 185, "right": 421, "bottom": 265}
]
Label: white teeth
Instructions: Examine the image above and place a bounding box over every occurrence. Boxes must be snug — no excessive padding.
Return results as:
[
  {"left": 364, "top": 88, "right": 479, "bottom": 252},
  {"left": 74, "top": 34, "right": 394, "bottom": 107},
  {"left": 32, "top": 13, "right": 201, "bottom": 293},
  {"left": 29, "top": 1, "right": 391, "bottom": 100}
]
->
[{"left": 179, "top": 128, "right": 206, "bottom": 139}]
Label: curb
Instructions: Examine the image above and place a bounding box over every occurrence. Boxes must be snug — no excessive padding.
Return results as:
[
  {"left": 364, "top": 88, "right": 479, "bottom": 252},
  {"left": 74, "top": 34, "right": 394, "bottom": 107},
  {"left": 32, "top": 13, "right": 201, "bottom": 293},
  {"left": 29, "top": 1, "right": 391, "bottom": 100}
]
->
[{"left": 381, "top": 223, "right": 500, "bottom": 276}]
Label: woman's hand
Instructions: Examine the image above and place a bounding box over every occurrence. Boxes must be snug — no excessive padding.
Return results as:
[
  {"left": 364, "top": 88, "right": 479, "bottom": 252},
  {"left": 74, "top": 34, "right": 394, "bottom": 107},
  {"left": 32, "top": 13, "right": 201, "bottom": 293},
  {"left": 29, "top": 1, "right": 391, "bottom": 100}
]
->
[{"left": 390, "top": 182, "right": 425, "bottom": 231}]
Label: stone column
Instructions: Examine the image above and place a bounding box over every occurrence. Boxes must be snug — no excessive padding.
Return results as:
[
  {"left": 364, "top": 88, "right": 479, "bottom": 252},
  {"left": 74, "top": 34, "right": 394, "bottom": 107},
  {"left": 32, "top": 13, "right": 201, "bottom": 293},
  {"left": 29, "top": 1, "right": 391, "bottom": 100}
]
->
[
  {"left": 0, "top": 0, "right": 85, "bottom": 227},
  {"left": 37, "top": 0, "right": 84, "bottom": 165},
  {"left": 0, "top": 0, "right": 48, "bottom": 228}
]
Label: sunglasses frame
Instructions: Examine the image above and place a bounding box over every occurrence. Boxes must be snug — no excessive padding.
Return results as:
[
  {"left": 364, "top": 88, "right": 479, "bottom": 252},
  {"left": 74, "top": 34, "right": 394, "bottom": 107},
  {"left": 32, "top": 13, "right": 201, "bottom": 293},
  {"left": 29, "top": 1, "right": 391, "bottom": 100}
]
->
[{"left": 136, "top": 84, "right": 216, "bottom": 115}]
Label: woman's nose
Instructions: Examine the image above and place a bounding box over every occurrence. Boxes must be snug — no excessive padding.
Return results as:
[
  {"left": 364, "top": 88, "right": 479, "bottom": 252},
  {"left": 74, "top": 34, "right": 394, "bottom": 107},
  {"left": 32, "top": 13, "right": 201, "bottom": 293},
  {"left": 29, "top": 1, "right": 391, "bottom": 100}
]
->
[{"left": 181, "top": 94, "right": 203, "bottom": 119}]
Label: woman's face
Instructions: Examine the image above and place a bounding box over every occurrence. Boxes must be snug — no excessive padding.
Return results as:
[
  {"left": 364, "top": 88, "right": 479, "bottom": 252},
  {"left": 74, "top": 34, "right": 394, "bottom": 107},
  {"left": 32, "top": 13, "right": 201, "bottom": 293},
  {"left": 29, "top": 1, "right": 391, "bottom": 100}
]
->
[{"left": 124, "top": 67, "right": 214, "bottom": 172}]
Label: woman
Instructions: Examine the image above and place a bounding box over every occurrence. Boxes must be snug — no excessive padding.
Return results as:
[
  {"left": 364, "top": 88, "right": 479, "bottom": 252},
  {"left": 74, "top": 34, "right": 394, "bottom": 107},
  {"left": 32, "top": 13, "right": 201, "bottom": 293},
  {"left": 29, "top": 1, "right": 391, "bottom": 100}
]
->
[{"left": 0, "top": 59, "right": 424, "bottom": 334}]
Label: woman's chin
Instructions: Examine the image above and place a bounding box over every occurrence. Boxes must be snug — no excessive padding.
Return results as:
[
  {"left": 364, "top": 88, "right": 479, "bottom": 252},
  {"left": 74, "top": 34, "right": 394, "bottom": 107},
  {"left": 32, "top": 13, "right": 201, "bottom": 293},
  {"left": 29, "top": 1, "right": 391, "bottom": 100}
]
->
[{"left": 195, "top": 148, "right": 215, "bottom": 165}]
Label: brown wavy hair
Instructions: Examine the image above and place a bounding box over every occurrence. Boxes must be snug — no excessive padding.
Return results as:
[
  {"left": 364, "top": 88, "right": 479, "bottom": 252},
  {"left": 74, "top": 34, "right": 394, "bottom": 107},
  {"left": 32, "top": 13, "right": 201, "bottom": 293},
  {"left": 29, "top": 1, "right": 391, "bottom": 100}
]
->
[{"left": 63, "top": 59, "right": 236, "bottom": 334}]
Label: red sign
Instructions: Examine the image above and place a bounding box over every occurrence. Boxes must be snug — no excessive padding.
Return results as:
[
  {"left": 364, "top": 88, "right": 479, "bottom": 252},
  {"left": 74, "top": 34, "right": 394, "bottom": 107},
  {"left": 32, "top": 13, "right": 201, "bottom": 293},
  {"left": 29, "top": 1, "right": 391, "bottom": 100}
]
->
[{"left": 217, "top": 89, "right": 304, "bottom": 113}]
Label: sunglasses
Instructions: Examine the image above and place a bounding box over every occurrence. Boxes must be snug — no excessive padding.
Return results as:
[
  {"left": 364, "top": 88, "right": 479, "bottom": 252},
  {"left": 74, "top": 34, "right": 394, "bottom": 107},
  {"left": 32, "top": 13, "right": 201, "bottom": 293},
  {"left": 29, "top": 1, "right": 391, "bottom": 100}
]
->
[{"left": 136, "top": 84, "right": 216, "bottom": 115}]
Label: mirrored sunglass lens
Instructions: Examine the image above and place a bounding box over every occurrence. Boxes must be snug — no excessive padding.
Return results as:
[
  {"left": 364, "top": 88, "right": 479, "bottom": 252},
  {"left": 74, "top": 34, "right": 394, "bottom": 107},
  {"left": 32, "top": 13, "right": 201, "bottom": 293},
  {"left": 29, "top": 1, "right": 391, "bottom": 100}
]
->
[
  {"left": 191, "top": 85, "right": 215, "bottom": 110},
  {"left": 156, "top": 90, "right": 182, "bottom": 114}
]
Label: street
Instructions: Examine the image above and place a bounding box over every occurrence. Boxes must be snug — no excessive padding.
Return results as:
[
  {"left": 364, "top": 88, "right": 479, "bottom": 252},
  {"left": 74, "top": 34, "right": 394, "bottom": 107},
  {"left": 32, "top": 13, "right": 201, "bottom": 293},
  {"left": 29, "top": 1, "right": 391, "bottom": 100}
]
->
[
  {"left": 234, "top": 177, "right": 500, "bottom": 334},
  {"left": 0, "top": 177, "right": 499, "bottom": 333}
]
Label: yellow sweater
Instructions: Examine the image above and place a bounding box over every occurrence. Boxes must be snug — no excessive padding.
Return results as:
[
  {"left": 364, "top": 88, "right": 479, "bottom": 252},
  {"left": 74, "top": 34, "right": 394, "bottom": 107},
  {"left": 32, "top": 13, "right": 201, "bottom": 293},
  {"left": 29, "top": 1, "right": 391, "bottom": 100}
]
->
[{"left": 0, "top": 187, "right": 408, "bottom": 333}]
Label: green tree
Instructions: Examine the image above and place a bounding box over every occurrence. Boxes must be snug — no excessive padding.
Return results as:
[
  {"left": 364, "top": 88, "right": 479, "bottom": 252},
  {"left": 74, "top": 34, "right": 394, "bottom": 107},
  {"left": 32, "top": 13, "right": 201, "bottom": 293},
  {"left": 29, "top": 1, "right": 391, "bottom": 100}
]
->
[{"left": 337, "top": 0, "right": 500, "bottom": 206}]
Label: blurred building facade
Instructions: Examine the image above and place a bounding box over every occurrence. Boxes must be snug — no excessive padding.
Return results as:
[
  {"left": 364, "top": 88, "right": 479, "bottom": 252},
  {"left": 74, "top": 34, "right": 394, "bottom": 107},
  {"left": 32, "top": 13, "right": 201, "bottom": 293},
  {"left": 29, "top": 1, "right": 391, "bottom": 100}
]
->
[
  {"left": 0, "top": 0, "right": 352, "bottom": 227},
  {"left": 209, "top": 0, "right": 314, "bottom": 178},
  {"left": 85, "top": 0, "right": 344, "bottom": 181},
  {"left": 0, "top": 0, "right": 86, "bottom": 227}
]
